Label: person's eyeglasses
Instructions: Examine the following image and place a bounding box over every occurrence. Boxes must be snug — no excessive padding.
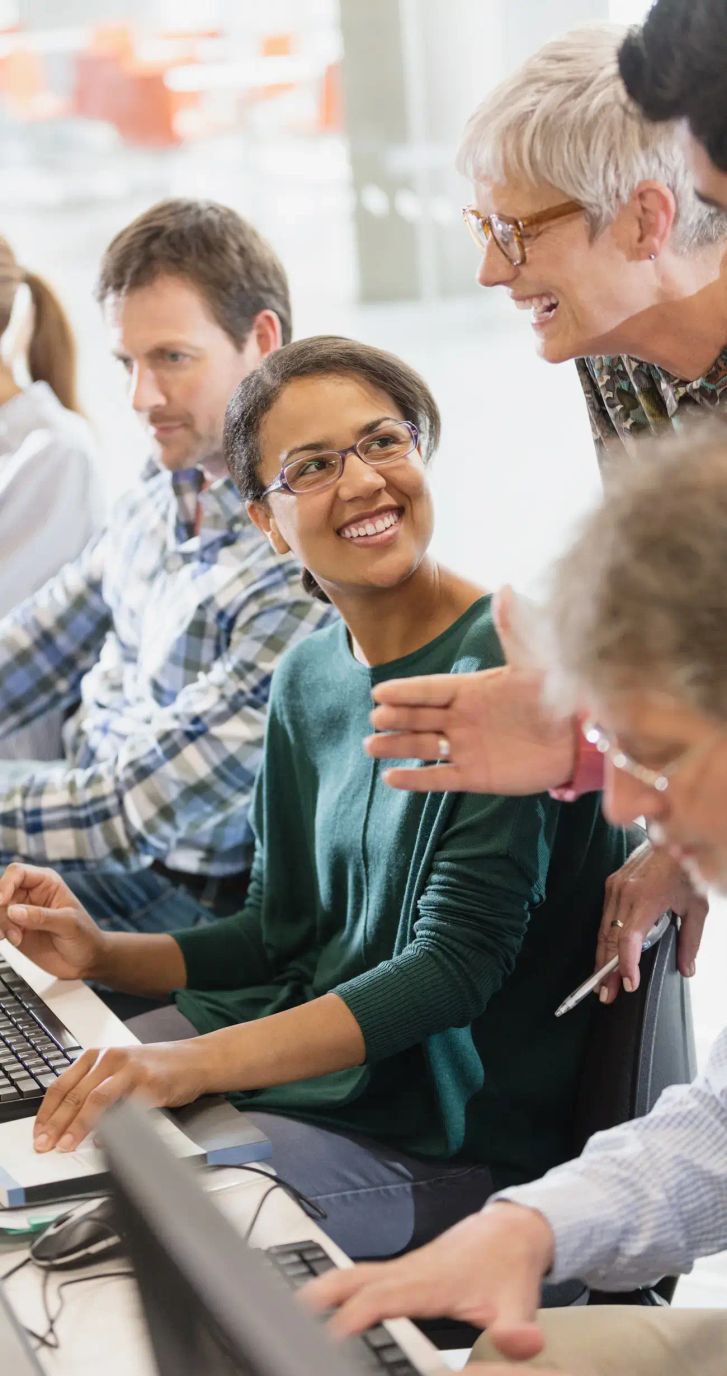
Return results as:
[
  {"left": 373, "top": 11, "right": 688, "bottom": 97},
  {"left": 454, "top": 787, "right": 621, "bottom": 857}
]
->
[
  {"left": 462, "top": 200, "right": 584, "bottom": 267},
  {"left": 261, "top": 420, "right": 419, "bottom": 497},
  {"left": 582, "top": 720, "right": 720, "bottom": 795}
]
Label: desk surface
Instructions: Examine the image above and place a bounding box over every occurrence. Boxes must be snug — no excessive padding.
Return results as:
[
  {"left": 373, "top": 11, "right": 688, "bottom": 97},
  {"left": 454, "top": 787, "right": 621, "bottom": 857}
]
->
[{"left": 0, "top": 942, "right": 441, "bottom": 1376}]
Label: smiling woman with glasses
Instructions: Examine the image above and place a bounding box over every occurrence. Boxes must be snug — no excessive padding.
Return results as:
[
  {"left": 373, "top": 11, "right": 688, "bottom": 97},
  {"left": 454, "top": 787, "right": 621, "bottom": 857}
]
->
[
  {"left": 456, "top": 23, "right": 727, "bottom": 426},
  {"left": 9, "top": 335, "right": 628, "bottom": 1271},
  {"left": 261, "top": 417, "right": 419, "bottom": 497},
  {"left": 462, "top": 199, "right": 584, "bottom": 268}
]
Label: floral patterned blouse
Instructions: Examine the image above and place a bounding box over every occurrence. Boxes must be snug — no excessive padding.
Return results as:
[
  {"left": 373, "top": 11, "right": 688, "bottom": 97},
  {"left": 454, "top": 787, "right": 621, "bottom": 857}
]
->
[{"left": 576, "top": 349, "right": 727, "bottom": 476}]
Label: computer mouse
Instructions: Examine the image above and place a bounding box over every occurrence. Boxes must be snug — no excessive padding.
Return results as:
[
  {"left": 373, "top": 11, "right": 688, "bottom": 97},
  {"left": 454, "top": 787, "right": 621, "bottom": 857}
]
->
[{"left": 29, "top": 1197, "right": 123, "bottom": 1270}]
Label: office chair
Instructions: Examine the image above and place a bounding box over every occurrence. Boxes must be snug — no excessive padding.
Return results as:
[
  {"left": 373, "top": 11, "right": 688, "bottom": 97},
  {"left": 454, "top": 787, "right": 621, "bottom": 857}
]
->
[
  {"left": 419, "top": 829, "right": 696, "bottom": 1347},
  {"left": 572, "top": 909, "right": 696, "bottom": 1307}
]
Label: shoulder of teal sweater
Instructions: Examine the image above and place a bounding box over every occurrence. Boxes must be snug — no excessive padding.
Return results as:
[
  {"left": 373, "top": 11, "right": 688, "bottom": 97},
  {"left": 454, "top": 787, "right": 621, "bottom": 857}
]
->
[
  {"left": 266, "top": 614, "right": 349, "bottom": 712},
  {"left": 449, "top": 594, "right": 503, "bottom": 674}
]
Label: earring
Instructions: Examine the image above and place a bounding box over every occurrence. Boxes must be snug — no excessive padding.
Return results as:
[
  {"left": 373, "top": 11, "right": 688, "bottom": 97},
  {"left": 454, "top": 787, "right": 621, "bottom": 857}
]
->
[{"left": 649, "top": 252, "right": 657, "bottom": 261}]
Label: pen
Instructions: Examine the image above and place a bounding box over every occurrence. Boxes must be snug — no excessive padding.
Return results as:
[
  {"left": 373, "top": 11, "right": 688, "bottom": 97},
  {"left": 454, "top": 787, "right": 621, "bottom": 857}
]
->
[{"left": 554, "top": 911, "right": 672, "bottom": 1018}]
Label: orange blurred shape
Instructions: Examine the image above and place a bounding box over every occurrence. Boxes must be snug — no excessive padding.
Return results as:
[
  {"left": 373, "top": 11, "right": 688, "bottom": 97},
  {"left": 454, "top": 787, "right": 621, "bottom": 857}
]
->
[
  {"left": 111, "top": 64, "right": 201, "bottom": 146},
  {"left": 72, "top": 23, "right": 204, "bottom": 146},
  {"left": 254, "top": 31, "right": 296, "bottom": 100},
  {"left": 0, "top": 43, "right": 50, "bottom": 118},
  {"left": 261, "top": 33, "right": 293, "bottom": 58},
  {"left": 87, "top": 23, "right": 136, "bottom": 61},
  {"left": 318, "top": 61, "right": 343, "bottom": 132}
]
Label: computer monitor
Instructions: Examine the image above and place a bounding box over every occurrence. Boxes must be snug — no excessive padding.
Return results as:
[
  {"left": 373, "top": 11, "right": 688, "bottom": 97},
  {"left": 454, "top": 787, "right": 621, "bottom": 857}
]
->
[
  {"left": 99, "top": 1103, "right": 362, "bottom": 1376},
  {"left": 0, "top": 1284, "right": 43, "bottom": 1375}
]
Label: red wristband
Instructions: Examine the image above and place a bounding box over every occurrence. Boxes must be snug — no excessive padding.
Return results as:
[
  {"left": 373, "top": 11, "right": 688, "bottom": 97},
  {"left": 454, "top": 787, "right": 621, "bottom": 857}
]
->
[{"left": 549, "top": 724, "right": 604, "bottom": 802}]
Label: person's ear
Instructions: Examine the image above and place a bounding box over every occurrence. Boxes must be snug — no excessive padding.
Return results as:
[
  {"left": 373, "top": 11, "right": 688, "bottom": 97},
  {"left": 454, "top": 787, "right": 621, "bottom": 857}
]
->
[
  {"left": 246, "top": 498, "right": 291, "bottom": 556},
  {"left": 250, "top": 310, "right": 282, "bottom": 362},
  {"left": 631, "top": 181, "right": 677, "bottom": 261}
]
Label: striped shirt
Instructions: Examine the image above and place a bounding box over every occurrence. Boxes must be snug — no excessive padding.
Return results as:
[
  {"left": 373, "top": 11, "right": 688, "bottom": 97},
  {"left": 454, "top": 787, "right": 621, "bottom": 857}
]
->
[
  {"left": 498, "top": 1024, "right": 727, "bottom": 1288},
  {"left": 0, "top": 460, "right": 332, "bottom": 876}
]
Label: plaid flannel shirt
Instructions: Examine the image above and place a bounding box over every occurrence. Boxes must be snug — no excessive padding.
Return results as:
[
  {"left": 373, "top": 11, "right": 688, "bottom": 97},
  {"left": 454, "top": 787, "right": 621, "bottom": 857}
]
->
[
  {"left": 0, "top": 460, "right": 333, "bottom": 875},
  {"left": 497, "top": 1024, "right": 727, "bottom": 1290}
]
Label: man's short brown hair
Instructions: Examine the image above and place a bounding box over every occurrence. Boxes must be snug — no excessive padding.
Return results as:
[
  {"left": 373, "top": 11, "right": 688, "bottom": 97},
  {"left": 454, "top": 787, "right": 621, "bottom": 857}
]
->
[{"left": 96, "top": 198, "right": 292, "bottom": 347}]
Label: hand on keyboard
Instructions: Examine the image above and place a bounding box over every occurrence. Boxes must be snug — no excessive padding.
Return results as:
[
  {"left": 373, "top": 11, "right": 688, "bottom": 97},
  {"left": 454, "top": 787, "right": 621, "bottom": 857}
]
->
[
  {"left": 0, "top": 863, "right": 108, "bottom": 982},
  {"left": 33, "top": 1039, "right": 210, "bottom": 1154},
  {"left": 301, "top": 1205, "right": 553, "bottom": 1362}
]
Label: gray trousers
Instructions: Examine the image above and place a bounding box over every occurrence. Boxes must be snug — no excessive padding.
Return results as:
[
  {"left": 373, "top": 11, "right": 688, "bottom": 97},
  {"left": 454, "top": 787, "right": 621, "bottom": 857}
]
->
[{"left": 127, "top": 1003, "right": 584, "bottom": 1304}]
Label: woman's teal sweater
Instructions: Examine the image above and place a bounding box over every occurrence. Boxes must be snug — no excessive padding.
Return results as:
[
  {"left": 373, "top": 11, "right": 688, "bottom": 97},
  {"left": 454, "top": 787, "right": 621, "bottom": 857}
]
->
[{"left": 173, "top": 597, "right": 627, "bottom": 1186}]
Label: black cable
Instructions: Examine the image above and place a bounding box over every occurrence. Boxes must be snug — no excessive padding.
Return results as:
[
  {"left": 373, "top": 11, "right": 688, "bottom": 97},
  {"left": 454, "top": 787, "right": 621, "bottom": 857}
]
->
[
  {"left": 243, "top": 1180, "right": 282, "bottom": 1243},
  {"left": 4, "top": 1162, "right": 327, "bottom": 1350},
  {"left": 38, "top": 1267, "right": 135, "bottom": 1350},
  {"left": 228, "top": 1163, "right": 327, "bottom": 1224},
  {"left": 0, "top": 1254, "right": 56, "bottom": 1349},
  {"left": 0, "top": 1253, "right": 31, "bottom": 1283}
]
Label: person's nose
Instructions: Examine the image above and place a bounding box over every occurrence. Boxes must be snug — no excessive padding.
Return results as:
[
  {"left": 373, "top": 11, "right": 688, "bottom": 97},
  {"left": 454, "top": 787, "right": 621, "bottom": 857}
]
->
[
  {"left": 476, "top": 238, "right": 519, "bottom": 289},
  {"left": 129, "top": 363, "right": 167, "bottom": 414},
  {"left": 602, "top": 761, "right": 666, "bottom": 828},
  {"left": 336, "top": 452, "right": 388, "bottom": 502}
]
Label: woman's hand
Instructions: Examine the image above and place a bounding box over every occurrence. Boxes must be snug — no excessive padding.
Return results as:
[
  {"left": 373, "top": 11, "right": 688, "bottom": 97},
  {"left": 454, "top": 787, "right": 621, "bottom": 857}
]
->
[
  {"left": 596, "top": 843, "right": 708, "bottom": 1003},
  {"left": 0, "top": 862, "right": 109, "bottom": 982},
  {"left": 366, "top": 666, "right": 576, "bottom": 795},
  {"left": 302, "top": 1204, "right": 553, "bottom": 1361},
  {"left": 33, "top": 1040, "right": 210, "bottom": 1153},
  {"left": 364, "top": 584, "right": 577, "bottom": 795}
]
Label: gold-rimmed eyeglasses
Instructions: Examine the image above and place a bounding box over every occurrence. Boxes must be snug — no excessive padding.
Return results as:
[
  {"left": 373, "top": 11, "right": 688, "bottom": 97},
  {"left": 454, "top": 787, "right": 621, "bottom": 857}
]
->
[{"left": 462, "top": 200, "right": 584, "bottom": 267}]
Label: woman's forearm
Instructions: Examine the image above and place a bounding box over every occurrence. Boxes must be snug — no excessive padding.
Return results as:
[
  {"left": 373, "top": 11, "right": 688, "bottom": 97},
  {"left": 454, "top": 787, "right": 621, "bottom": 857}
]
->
[
  {"left": 93, "top": 931, "right": 187, "bottom": 999},
  {"left": 197, "top": 992, "right": 366, "bottom": 1094}
]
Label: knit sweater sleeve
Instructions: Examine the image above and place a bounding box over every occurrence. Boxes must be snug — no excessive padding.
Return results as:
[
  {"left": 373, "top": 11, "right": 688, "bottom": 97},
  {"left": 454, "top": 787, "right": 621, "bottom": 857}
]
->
[
  {"left": 172, "top": 839, "right": 273, "bottom": 989},
  {"left": 334, "top": 790, "right": 558, "bottom": 1064}
]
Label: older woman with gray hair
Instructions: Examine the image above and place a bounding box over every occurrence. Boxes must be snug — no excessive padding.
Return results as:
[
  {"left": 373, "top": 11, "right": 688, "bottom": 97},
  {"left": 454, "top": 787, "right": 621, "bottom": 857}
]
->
[
  {"left": 368, "top": 20, "right": 727, "bottom": 1001},
  {"left": 458, "top": 23, "right": 727, "bottom": 458}
]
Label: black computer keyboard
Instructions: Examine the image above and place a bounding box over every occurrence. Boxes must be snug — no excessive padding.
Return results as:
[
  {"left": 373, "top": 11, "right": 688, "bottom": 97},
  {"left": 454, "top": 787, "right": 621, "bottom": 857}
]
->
[
  {"left": 265, "top": 1242, "right": 419, "bottom": 1376},
  {"left": 0, "top": 955, "right": 83, "bottom": 1120}
]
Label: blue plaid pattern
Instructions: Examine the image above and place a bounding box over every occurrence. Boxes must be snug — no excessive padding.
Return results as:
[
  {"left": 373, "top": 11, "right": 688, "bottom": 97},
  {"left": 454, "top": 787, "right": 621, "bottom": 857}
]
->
[
  {"left": 498, "top": 1024, "right": 727, "bottom": 1289},
  {"left": 0, "top": 460, "right": 333, "bottom": 875}
]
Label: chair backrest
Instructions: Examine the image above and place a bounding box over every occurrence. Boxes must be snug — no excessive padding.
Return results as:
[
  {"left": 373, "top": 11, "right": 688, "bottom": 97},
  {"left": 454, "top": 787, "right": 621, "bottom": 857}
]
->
[
  {"left": 572, "top": 822, "right": 697, "bottom": 1153},
  {"left": 570, "top": 828, "right": 696, "bottom": 1306},
  {"left": 571, "top": 914, "right": 696, "bottom": 1155}
]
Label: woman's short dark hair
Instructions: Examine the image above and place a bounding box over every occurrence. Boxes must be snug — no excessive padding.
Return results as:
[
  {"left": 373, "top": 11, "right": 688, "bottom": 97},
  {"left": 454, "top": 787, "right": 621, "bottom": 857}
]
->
[
  {"left": 619, "top": 0, "right": 727, "bottom": 174},
  {"left": 224, "top": 336, "right": 442, "bottom": 601}
]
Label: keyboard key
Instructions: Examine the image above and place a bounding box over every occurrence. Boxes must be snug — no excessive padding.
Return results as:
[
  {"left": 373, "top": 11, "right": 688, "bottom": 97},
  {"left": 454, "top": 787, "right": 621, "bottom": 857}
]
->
[
  {"left": 364, "top": 1330, "right": 398, "bottom": 1351},
  {"left": 14, "top": 1079, "right": 41, "bottom": 1097},
  {"left": 266, "top": 1242, "right": 419, "bottom": 1376},
  {"left": 0, "top": 959, "right": 85, "bottom": 1120}
]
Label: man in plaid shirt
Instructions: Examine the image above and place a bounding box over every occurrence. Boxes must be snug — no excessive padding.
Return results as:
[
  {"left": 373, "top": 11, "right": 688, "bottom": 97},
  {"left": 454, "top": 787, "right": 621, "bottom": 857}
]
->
[{"left": 0, "top": 200, "right": 332, "bottom": 933}]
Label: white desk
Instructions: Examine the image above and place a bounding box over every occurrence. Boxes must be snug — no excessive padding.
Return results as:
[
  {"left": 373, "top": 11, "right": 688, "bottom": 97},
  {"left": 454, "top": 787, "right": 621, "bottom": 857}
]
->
[{"left": 0, "top": 943, "right": 442, "bottom": 1376}]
